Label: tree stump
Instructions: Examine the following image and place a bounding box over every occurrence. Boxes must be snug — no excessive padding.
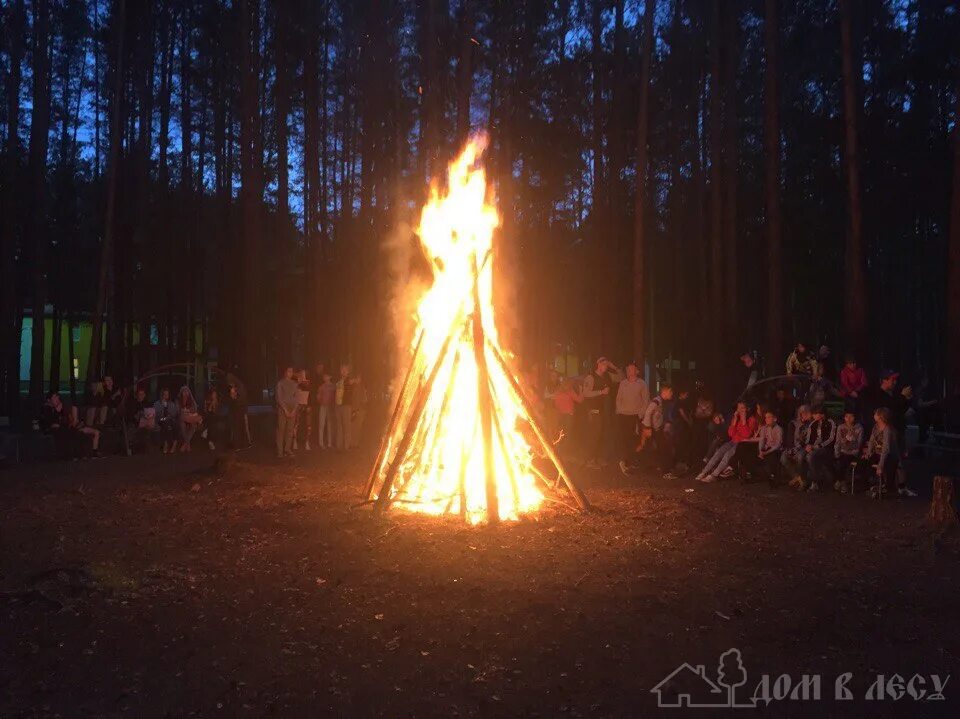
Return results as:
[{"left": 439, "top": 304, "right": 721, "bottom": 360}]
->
[{"left": 927, "top": 476, "right": 959, "bottom": 530}]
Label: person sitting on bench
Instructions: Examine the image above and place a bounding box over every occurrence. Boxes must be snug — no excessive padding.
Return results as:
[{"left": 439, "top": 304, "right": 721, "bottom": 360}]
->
[{"left": 832, "top": 408, "right": 864, "bottom": 493}]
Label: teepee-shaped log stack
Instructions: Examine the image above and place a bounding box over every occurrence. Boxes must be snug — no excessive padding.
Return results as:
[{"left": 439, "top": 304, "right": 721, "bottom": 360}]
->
[{"left": 364, "top": 138, "right": 588, "bottom": 524}]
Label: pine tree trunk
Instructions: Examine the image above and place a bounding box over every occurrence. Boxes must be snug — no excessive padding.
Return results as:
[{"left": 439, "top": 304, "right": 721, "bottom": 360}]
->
[
  {"left": 239, "top": 0, "right": 263, "bottom": 389},
  {"left": 1, "top": 0, "right": 25, "bottom": 413},
  {"left": 839, "top": 0, "right": 868, "bottom": 358},
  {"left": 633, "top": 0, "right": 655, "bottom": 365},
  {"left": 708, "top": 0, "right": 724, "bottom": 379},
  {"left": 28, "top": 0, "right": 52, "bottom": 404},
  {"left": 722, "top": 2, "right": 739, "bottom": 346},
  {"left": 763, "top": 0, "right": 784, "bottom": 376},
  {"left": 947, "top": 69, "right": 960, "bottom": 394},
  {"left": 88, "top": 0, "right": 125, "bottom": 383}
]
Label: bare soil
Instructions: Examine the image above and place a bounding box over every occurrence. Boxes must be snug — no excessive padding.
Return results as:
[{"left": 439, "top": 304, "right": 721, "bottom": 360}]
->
[{"left": 2, "top": 442, "right": 959, "bottom": 717}]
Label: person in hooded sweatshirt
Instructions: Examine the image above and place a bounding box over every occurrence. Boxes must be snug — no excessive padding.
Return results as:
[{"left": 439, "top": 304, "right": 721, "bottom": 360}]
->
[{"left": 785, "top": 343, "right": 819, "bottom": 378}]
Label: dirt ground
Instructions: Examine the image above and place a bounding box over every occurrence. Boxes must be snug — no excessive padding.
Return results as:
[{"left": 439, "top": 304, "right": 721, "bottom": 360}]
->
[{"left": 2, "top": 438, "right": 960, "bottom": 718}]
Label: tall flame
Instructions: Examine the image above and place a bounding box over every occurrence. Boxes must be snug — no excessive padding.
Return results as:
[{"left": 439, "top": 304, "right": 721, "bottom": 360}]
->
[{"left": 369, "top": 137, "right": 543, "bottom": 524}]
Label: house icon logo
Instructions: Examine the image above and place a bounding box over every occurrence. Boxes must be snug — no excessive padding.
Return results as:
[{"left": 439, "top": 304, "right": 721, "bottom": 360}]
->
[{"left": 651, "top": 648, "right": 755, "bottom": 709}]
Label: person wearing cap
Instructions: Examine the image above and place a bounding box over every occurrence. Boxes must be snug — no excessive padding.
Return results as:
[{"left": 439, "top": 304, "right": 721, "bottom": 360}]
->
[{"left": 581, "top": 357, "right": 622, "bottom": 469}]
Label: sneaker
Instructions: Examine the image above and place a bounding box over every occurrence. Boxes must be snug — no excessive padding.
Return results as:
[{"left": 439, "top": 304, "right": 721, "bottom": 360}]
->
[
  {"left": 694, "top": 472, "right": 706, "bottom": 482},
  {"left": 662, "top": 471, "right": 678, "bottom": 480},
  {"left": 719, "top": 466, "right": 734, "bottom": 478},
  {"left": 698, "top": 474, "right": 718, "bottom": 483},
  {"left": 869, "top": 486, "right": 881, "bottom": 500},
  {"left": 618, "top": 460, "right": 630, "bottom": 477},
  {"left": 305, "top": 442, "right": 312, "bottom": 451},
  {"left": 833, "top": 480, "right": 843, "bottom": 492},
  {"left": 807, "top": 482, "right": 820, "bottom": 492},
  {"left": 208, "top": 441, "right": 216, "bottom": 451},
  {"left": 839, "top": 484, "right": 848, "bottom": 495},
  {"left": 788, "top": 476, "right": 805, "bottom": 491},
  {"left": 898, "top": 486, "right": 918, "bottom": 498}
]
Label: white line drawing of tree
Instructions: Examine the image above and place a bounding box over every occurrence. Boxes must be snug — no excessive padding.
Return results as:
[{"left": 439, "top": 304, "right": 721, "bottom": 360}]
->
[{"left": 717, "top": 648, "right": 748, "bottom": 707}]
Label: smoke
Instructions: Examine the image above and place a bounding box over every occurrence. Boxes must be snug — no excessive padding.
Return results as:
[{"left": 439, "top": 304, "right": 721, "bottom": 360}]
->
[{"left": 382, "top": 217, "right": 430, "bottom": 384}]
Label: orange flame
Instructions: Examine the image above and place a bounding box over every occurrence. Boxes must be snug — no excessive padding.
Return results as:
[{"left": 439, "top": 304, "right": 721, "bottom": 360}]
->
[{"left": 370, "top": 137, "right": 543, "bottom": 524}]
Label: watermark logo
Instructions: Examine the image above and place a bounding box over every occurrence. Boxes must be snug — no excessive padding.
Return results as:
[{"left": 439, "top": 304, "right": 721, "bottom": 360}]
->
[{"left": 650, "top": 648, "right": 949, "bottom": 709}]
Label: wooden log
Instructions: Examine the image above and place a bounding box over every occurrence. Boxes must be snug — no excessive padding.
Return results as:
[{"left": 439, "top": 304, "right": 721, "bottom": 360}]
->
[
  {"left": 372, "top": 316, "right": 462, "bottom": 513},
  {"left": 487, "top": 341, "right": 590, "bottom": 510},
  {"left": 928, "top": 476, "right": 959, "bottom": 529},
  {"left": 363, "top": 331, "right": 425, "bottom": 499},
  {"left": 471, "top": 255, "right": 499, "bottom": 524}
]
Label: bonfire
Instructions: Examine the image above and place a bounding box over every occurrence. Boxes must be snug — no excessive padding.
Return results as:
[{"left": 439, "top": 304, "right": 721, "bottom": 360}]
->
[{"left": 364, "top": 138, "right": 589, "bottom": 524}]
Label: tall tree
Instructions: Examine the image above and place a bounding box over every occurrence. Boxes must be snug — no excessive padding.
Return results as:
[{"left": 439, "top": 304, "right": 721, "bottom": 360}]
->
[
  {"left": 839, "top": 0, "right": 868, "bottom": 356},
  {"left": 721, "top": 1, "right": 739, "bottom": 339},
  {"left": 238, "top": 0, "right": 264, "bottom": 382},
  {"left": 763, "top": 0, "right": 783, "bottom": 367},
  {"left": 88, "top": 0, "right": 126, "bottom": 383},
  {"left": 707, "top": 0, "right": 723, "bottom": 376},
  {"left": 1, "top": 0, "right": 26, "bottom": 412},
  {"left": 633, "top": 0, "right": 654, "bottom": 365},
  {"left": 948, "top": 69, "right": 960, "bottom": 393},
  {"left": 28, "top": 0, "right": 52, "bottom": 403}
]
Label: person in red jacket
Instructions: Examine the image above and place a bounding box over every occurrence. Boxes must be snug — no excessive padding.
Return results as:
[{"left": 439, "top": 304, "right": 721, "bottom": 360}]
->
[
  {"left": 696, "top": 401, "right": 758, "bottom": 483},
  {"left": 839, "top": 357, "right": 867, "bottom": 400}
]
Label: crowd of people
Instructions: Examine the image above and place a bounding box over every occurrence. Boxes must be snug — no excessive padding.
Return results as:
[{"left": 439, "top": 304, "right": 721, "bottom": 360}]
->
[
  {"left": 39, "top": 375, "right": 252, "bottom": 460},
  {"left": 272, "top": 363, "right": 368, "bottom": 459},
  {"left": 34, "top": 337, "right": 943, "bottom": 504},
  {"left": 37, "top": 362, "right": 370, "bottom": 462},
  {"left": 534, "top": 342, "right": 932, "bottom": 499}
]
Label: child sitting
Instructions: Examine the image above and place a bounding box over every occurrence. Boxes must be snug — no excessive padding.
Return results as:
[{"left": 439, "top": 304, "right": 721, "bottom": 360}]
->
[
  {"left": 804, "top": 406, "right": 836, "bottom": 492},
  {"left": 747, "top": 410, "right": 783, "bottom": 483},
  {"left": 782, "top": 405, "right": 813, "bottom": 489},
  {"left": 695, "top": 401, "right": 757, "bottom": 483},
  {"left": 832, "top": 409, "right": 864, "bottom": 493}
]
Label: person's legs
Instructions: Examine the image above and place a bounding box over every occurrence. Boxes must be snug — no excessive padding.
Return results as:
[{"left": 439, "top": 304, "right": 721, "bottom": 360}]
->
[
  {"left": 340, "top": 404, "right": 353, "bottom": 450},
  {"left": 276, "top": 413, "right": 287, "bottom": 457},
  {"left": 710, "top": 442, "right": 739, "bottom": 477},
  {"left": 352, "top": 408, "right": 365, "bottom": 448},
  {"left": 284, "top": 412, "right": 296, "bottom": 454},
  {"left": 317, "top": 406, "right": 329, "bottom": 448},
  {"left": 808, "top": 447, "right": 832, "bottom": 488},
  {"left": 761, "top": 451, "right": 782, "bottom": 481},
  {"left": 701, "top": 441, "right": 734, "bottom": 476},
  {"left": 79, "top": 426, "right": 100, "bottom": 453},
  {"left": 96, "top": 405, "right": 108, "bottom": 426},
  {"left": 585, "top": 411, "right": 603, "bottom": 466},
  {"left": 617, "top": 414, "right": 637, "bottom": 464}
]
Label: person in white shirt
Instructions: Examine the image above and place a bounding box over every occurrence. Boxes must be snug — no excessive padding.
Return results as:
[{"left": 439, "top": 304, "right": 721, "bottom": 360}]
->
[{"left": 615, "top": 363, "right": 649, "bottom": 475}]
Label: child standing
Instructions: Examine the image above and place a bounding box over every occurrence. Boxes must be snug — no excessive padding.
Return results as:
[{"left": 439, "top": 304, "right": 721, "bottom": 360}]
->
[
  {"left": 839, "top": 357, "right": 867, "bottom": 400},
  {"left": 859, "top": 407, "right": 900, "bottom": 499},
  {"left": 832, "top": 409, "right": 864, "bottom": 493},
  {"left": 316, "top": 373, "right": 336, "bottom": 449}
]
